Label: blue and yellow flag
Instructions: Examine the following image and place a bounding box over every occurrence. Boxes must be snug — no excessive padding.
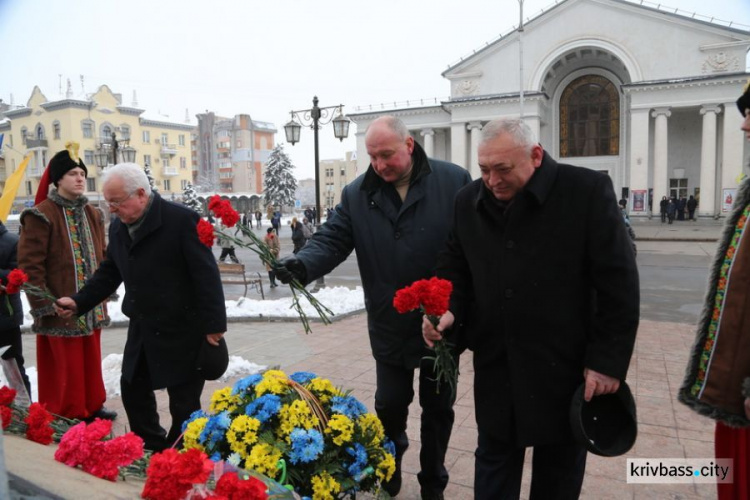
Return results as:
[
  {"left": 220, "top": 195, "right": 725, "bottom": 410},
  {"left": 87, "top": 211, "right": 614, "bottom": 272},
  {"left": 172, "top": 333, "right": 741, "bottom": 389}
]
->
[{"left": 0, "top": 154, "right": 31, "bottom": 221}]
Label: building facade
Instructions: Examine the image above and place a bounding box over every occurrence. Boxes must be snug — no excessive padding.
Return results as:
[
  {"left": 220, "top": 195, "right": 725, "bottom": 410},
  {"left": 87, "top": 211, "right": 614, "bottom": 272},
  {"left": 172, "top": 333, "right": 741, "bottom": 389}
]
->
[
  {"left": 349, "top": 0, "right": 750, "bottom": 218},
  {"left": 0, "top": 84, "right": 194, "bottom": 211},
  {"left": 319, "top": 151, "right": 358, "bottom": 211}
]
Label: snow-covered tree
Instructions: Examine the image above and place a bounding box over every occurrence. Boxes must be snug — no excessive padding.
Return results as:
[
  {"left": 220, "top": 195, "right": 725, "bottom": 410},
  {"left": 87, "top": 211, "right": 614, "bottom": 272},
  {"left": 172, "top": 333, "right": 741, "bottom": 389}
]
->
[
  {"left": 182, "top": 182, "right": 202, "bottom": 214},
  {"left": 144, "top": 162, "right": 159, "bottom": 193},
  {"left": 264, "top": 144, "right": 297, "bottom": 209}
]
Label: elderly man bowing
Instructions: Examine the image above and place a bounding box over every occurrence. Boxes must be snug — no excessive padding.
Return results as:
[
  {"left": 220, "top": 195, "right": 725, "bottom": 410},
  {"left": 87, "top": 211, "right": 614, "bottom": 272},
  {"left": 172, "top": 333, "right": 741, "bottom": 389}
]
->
[
  {"left": 57, "top": 163, "right": 226, "bottom": 451},
  {"left": 424, "top": 118, "right": 639, "bottom": 499}
]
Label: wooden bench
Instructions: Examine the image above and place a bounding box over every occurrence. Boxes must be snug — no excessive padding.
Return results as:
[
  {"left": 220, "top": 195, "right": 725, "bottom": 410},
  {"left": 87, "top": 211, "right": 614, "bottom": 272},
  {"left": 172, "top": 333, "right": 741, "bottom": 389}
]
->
[{"left": 217, "top": 262, "right": 264, "bottom": 299}]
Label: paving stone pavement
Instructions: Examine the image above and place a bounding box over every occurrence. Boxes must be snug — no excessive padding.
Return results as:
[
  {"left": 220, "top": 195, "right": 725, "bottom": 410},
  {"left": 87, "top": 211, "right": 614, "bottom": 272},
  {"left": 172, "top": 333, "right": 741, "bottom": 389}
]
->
[{"left": 14, "top": 310, "right": 720, "bottom": 499}]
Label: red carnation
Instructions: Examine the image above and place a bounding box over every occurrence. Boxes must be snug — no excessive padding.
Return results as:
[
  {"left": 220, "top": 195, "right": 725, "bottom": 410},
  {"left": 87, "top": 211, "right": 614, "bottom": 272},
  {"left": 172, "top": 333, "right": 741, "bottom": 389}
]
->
[
  {"left": 25, "top": 402, "right": 54, "bottom": 445},
  {"left": 197, "top": 219, "right": 216, "bottom": 248},
  {"left": 0, "top": 386, "right": 17, "bottom": 406},
  {"left": 393, "top": 286, "right": 420, "bottom": 314},
  {"left": 0, "top": 406, "right": 11, "bottom": 430},
  {"left": 214, "top": 472, "right": 268, "bottom": 500},
  {"left": 142, "top": 448, "right": 212, "bottom": 500},
  {"left": 5, "top": 269, "right": 28, "bottom": 294}
]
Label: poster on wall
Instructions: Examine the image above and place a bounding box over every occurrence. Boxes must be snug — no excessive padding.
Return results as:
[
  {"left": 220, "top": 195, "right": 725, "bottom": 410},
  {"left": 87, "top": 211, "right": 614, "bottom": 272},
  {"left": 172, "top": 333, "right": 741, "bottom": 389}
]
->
[
  {"left": 632, "top": 190, "right": 646, "bottom": 212},
  {"left": 722, "top": 188, "right": 737, "bottom": 212}
]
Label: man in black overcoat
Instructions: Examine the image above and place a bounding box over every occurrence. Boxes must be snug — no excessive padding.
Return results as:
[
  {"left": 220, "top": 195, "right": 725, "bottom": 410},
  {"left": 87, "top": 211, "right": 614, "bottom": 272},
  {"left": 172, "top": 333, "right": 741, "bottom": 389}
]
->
[
  {"left": 57, "top": 163, "right": 227, "bottom": 451},
  {"left": 423, "top": 118, "right": 639, "bottom": 499}
]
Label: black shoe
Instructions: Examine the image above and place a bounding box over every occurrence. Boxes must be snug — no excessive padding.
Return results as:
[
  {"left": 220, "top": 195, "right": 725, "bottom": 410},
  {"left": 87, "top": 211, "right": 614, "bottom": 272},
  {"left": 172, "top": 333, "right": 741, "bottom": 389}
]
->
[
  {"left": 270, "top": 283, "right": 277, "bottom": 288},
  {"left": 90, "top": 406, "right": 118, "bottom": 421},
  {"left": 420, "top": 490, "right": 445, "bottom": 500}
]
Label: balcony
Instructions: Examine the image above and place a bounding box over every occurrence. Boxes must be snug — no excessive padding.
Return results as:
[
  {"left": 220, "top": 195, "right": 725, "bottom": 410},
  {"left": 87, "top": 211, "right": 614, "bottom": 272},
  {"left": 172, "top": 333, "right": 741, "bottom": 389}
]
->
[
  {"left": 25, "top": 138, "right": 48, "bottom": 149},
  {"left": 162, "top": 167, "right": 178, "bottom": 177},
  {"left": 160, "top": 144, "right": 178, "bottom": 156}
]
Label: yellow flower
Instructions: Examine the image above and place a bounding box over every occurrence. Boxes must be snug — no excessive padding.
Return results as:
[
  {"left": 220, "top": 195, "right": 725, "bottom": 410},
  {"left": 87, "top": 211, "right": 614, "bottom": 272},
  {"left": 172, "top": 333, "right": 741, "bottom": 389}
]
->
[
  {"left": 307, "top": 377, "right": 342, "bottom": 404},
  {"left": 311, "top": 470, "right": 341, "bottom": 500},
  {"left": 209, "top": 387, "right": 242, "bottom": 413},
  {"left": 278, "top": 400, "right": 320, "bottom": 438},
  {"left": 358, "top": 413, "right": 385, "bottom": 445},
  {"left": 376, "top": 452, "right": 396, "bottom": 482},
  {"left": 183, "top": 417, "right": 207, "bottom": 451},
  {"left": 326, "top": 414, "right": 354, "bottom": 446},
  {"left": 246, "top": 443, "right": 282, "bottom": 478},
  {"left": 226, "top": 415, "right": 261, "bottom": 458},
  {"left": 255, "top": 370, "right": 288, "bottom": 396}
]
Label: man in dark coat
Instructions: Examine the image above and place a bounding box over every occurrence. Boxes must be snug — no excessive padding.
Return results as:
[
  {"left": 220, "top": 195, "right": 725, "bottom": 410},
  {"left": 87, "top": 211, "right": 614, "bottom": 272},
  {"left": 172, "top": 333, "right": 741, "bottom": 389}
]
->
[
  {"left": 423, "top": 118, "right": 639, "bottom": 499},
  {"left": 56, "top": 163, "right": 227, "bottom": 451},
  {"left": 275, "top": 115, "right": 471, "bottom": 500},
  {"left": 0, "top": 220, "right": 32, "bottom": 397},
  {"left": 687, "top": 195, "right": 698, "bottom": 221}
]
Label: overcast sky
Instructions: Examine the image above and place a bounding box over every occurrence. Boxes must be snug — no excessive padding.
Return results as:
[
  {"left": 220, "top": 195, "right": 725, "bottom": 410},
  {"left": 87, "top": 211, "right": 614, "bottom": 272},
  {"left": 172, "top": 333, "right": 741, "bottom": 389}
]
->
[{"left": 1, "top": 0, "right": 749, "bottom": 181}]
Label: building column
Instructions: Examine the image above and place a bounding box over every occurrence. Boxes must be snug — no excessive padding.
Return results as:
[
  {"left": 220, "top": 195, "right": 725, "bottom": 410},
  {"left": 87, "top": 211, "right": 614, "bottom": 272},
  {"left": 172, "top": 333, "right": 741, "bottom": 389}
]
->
[
  {"left": 450, "top": 122, "right": 468, "bottom": 172},
  {"left": 420, "top": 128, "right": 435, "bottom": 157},
  {"left": 628, "top": 108, "right": 650, "bottom": 214},
  {"left": 651, "top": 107, "right": 671, "bottom": 205},
  {"left": 699, "top": 105, "right": 721, "bottom": 217},
  {"left": 722, "top": 102, "right": 744, "bottom": 196},
  {"left": 467, "top": 121, "right": 483, "bottom": 178}
]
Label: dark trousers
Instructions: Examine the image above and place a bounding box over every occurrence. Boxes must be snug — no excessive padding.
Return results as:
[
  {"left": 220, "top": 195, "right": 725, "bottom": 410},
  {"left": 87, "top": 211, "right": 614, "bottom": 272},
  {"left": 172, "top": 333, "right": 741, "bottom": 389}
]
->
[
  {"left": 374, "top": 357, "right": 456, "bottom": 495},
  {"left": 0, "top": 326, "right": 31, "bottom": 397},
  {"left": 475, "top": 428, "right": 587, "bottom": 500},
  {"left": 121, "top": 351, "right": 204, "bottom": 451},
  {"left": 218, "top": 248, "right": 239, "bottom": 263},
  {"left": 660, "top": 212, "right": 667, "bottom": 223}
]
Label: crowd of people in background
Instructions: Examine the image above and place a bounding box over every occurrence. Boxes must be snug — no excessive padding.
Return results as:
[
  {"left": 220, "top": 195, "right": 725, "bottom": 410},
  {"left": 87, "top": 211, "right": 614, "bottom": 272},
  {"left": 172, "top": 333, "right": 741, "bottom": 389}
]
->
[{"left": 658, "top": 194, "right": 699, "bottom": 224}]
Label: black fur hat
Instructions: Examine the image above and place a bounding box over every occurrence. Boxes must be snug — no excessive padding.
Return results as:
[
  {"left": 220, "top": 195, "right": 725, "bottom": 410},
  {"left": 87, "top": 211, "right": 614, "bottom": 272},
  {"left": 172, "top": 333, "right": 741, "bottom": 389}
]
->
[
  {"left": 570, "top": 381, "right": 637, "bottom": 457},
  {"left": 49, "top": 147, "right": 87, "bottom": 185},
  {"left": 737, "top": 79, "right": 750, "bottom": 117}
]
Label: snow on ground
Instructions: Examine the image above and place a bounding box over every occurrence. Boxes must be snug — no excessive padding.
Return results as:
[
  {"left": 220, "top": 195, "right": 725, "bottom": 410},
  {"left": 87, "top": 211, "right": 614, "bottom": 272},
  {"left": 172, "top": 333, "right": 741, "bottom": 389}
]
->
[{"left": 7, "top": 285, "right": 365, "bottom": 401}]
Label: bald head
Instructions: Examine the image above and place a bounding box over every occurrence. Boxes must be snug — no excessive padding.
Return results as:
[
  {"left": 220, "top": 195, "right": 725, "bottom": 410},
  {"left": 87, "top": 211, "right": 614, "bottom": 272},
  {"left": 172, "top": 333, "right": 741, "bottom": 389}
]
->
[{"left": 365, "top": 115, "right": 415, "bottom": 183}]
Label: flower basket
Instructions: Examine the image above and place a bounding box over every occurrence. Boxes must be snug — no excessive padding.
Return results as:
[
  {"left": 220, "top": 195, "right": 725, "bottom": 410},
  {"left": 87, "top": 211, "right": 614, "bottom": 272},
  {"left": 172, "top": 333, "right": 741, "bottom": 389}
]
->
[{"left": 181, "top": 370, "right": 396, "bottom": 499}]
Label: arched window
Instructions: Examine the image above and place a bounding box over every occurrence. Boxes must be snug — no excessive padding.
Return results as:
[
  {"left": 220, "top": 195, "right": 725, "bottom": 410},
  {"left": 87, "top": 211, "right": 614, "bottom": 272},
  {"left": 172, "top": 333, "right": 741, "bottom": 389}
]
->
[
  {"left": 560, "top": 75, "right": 619, "bottom": 157},
  {"left": 35, "top": 124, "right": 45, "bottom": 140}
]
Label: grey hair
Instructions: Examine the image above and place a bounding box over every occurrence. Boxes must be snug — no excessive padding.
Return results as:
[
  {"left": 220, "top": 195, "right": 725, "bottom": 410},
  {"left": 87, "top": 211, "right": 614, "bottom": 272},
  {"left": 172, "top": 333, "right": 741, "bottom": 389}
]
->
[
  {"left": 366, "top": 115, "right": 410, "bottom": 141},
  {"left": 480, "top": 118, "right": 537, "bottom": 151},
  {"left": 101, "top": 163, "right": 152, "bottom": 195}
]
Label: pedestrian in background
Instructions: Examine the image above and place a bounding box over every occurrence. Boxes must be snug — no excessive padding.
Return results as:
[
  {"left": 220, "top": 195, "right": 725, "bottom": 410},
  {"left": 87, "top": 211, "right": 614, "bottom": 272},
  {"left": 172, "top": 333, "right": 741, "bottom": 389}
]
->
[
  {"left": 290, "top": 217, "right": 305, "bottom": 254},
  {"left": 667, "top": 197, "right": 677, "bottom": 224},
  {"left": 263, "top": 227, "right": 280, "bottom": 288},
  {"left": 687, "top": 195, "right": 698, "bottom": 221},
  {"left": 18, "top": 144, "right": 115, "bottom": 422},
  {"left": 0, "top": 219, "right": 32, "bottom": 398},
  {"left": 659, "top": 195, "right": 668, "bottom": 223},
  {"left": 275, "top": 115, "right": 471, "bottom": 500},
  {"left": 423, "top": 118, "right": 639, "bottom": 500},
  {"left": 679, "top": 81, "right": 750, "bottom": 500}
]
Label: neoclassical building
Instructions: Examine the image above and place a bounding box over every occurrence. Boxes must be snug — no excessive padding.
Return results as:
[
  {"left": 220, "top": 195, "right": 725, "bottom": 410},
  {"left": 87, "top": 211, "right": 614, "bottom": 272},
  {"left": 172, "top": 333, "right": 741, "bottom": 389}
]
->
[{"left": 350, "top": 0, "right": 750, "bottom": 217}]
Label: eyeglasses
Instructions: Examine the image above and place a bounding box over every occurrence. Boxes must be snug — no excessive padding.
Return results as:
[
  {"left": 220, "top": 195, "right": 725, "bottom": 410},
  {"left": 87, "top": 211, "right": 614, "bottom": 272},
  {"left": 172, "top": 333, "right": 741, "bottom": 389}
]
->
[{"left": 104, "top": 192, "right": 135, "bottom": 209}]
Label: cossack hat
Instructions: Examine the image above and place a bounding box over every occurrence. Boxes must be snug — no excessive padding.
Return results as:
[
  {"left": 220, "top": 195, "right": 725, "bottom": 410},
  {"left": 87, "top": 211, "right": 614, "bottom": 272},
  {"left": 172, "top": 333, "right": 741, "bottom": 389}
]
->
[
  {"left": 196, "top": 337, "right": 229, "bottom": 381},
  {"left": 737, "top": 79, "right": 750, "bottom": 117},
  {"left": 569, "top": 381, "right": 637, "bottom": 457},
  {"left": 34, "top": 142, "right": 87, "bottom": 205}
]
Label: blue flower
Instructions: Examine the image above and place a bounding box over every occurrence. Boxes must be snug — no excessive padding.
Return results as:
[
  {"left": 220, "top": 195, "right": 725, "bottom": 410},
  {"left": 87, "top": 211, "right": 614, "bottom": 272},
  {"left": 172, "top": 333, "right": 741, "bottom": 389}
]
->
[
  {"left": 210, "top": 452, "right": 222, "bottom": 462},
  {"left": 181, "top": 409, "right": 208, "bottom": 432},
  {"left": 289, "top": 428, "right": 324, "bottom": 464},
  {"left": 246, "top": 393, "right": 282, "bottom": 423},
  {"left": 345, "top": 442, "right": 368, "bottom": 478},
  {"left": 290, "top": 371, "right": 317, "bottom": 384},
  {"left": 232, "top": 373, "right": 263, "bottom": 395},
  {"left": 383, "top": 437, "right": 396, "bottom": 457},
  {"left": 330, "top": 395, "right": 367, "bottom": 420},
  {"left": 200, "top": 411, "right": 232, "bottom": 447}
]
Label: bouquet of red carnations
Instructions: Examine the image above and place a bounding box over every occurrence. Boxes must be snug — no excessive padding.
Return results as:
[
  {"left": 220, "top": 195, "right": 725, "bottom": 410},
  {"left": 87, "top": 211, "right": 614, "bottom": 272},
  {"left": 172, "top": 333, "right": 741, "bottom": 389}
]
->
[{"left": 393, "top": 277, "right": 459, "bottom": 398}]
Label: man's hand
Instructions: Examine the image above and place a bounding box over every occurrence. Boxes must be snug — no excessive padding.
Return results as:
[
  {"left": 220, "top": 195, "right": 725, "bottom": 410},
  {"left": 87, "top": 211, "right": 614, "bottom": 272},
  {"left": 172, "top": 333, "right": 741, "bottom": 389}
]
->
[
  {"left": 206, "top": 333, "right": 225, "bottom": 346},
  {"left": 583, "top": 368, "right": 620, "bottom": 402},
  {"left": 422, "top": 311, "right": 455, "bottom": 348},
  {"left": 54, "top": 297, "right": 78, "bottom": 318},
  {"left": 274, "top": 256, "right": 307, "bottom": 284}
]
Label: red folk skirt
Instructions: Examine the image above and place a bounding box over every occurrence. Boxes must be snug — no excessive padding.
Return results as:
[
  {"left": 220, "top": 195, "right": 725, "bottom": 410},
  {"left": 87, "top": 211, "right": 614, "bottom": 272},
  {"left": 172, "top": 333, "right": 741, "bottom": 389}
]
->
[
  {"left": 716, "top": 421, "right": 750, "bottom": 500},
  {"left": 36, "top": 329, "right": 106, "bottom": 420}
]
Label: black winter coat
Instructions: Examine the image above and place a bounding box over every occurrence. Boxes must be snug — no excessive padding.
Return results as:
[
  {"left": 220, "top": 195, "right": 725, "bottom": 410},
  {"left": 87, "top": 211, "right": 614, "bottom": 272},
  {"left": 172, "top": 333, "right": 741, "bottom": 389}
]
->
[
  {"left": 73, "top": 193, "right": 227, "bottom": 388},
  {"left": 438, "top": 152, "right": 640, "bottom": 446},
  {"left": 0, "top": 222, "right": 22, "bottom": 330},
  {"left": 296, "top": 143, "right": 471, "bottom": 368}
]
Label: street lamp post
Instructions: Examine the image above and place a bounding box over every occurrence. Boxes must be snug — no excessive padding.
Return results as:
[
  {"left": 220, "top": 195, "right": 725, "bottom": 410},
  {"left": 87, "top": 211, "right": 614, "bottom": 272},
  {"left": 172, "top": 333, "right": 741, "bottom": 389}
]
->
[
  {"left": 284, "top": 96, "right": 350, "bottom": 289},
  {"left": 94, "top": 132, "right": 136, "bottom": 207}
]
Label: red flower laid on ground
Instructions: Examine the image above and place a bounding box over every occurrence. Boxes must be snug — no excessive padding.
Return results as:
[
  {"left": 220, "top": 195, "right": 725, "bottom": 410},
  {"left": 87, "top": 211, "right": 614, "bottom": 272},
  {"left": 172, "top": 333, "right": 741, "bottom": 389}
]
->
[
  {"left": 25, "top": 402, "right": 54, "bottom": 445},
  {"left": 212, "top": 471, "right": 268, "bottom": 500},
  {"left": 0, "top": 406, "right": 11, "bottom": 430},
  {"left": 142, "top": 448, "right": 213, "bottom": 500},
  {"left": 0, "top": 386, "right": 17, "bottom": 406}
]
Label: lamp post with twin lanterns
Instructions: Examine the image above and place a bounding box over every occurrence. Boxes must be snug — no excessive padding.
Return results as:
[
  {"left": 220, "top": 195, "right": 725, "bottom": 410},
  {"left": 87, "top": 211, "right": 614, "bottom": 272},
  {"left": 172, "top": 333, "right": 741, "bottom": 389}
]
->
[
  {"left": 94, "top": 131, "right": 136, "bottom": 208},
  {"left": 284, "top": 96, "right": 350, "bottom": 289}
]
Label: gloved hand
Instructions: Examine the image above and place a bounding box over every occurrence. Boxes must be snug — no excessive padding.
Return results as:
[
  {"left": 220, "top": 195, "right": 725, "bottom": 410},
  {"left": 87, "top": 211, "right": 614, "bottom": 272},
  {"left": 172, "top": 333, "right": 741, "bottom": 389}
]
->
[{"left": 274, "top": 256, "right": 308, "bottom": 285}]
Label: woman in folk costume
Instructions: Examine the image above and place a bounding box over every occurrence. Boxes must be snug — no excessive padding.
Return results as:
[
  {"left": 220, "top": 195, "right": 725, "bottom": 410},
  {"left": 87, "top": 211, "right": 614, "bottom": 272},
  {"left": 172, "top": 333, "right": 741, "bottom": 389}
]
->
[
  {"left": 18, "top": 143, "right": 116, "bottom": 421},
  {"left": 679, "top": 82, "right": 750, "bottom": 500}
]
